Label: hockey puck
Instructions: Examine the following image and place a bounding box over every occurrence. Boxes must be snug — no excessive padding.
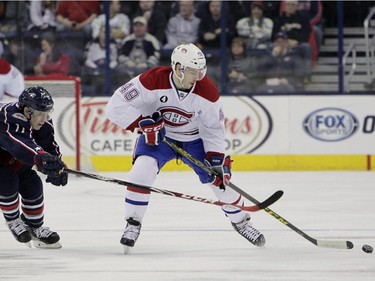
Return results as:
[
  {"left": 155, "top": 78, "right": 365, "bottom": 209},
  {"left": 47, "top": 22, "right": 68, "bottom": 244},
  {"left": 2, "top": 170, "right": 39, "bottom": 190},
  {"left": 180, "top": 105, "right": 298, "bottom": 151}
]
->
[{"left": 362, "top": 244, "right": 373, "bottom": 254}]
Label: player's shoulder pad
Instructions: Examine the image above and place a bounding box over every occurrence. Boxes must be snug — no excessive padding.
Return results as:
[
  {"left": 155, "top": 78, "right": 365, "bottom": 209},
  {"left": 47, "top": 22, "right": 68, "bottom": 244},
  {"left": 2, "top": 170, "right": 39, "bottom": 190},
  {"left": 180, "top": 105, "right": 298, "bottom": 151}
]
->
[
  {"left": 192, "top": 76, "right": 220, "bottom": 102},
  {"left": 139, "top": 66, "right": 172, "bottom": 91}
]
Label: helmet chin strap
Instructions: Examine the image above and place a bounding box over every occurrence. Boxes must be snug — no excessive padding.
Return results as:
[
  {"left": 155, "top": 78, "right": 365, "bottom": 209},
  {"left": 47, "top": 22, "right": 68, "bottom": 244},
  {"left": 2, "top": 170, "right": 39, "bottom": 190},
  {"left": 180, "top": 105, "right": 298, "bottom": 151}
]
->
[
  {"left": 177, "top": 72, "right": 186, "bottom": 89},
  {"left": 26, "top": 107, "right": 34, "bottom": 120},
  {"left": 173, "top": 65, "right": 186, "bottom": 89}
]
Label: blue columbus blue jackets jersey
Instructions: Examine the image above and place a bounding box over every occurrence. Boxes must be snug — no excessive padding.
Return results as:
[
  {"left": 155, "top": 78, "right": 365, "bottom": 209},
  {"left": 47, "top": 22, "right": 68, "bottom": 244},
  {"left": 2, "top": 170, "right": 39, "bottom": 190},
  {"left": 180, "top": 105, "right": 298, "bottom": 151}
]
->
[{"left": 0, "top": 102, "right": 61, "bottom": 168}]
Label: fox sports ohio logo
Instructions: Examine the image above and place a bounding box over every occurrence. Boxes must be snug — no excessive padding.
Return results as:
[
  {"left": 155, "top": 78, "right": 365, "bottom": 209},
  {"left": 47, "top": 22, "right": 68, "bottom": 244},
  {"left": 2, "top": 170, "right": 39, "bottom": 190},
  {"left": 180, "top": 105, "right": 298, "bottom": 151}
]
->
[{"left": 303, "top": 108, "right": 359, "bottom": 141}]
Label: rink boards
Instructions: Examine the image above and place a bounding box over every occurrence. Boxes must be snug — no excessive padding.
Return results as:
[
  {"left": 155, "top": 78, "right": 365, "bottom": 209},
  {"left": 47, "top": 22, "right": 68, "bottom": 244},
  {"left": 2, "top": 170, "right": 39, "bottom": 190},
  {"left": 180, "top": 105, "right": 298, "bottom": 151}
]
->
[{"left": 53, "top": 95, "right": 375, "bottom": 171}]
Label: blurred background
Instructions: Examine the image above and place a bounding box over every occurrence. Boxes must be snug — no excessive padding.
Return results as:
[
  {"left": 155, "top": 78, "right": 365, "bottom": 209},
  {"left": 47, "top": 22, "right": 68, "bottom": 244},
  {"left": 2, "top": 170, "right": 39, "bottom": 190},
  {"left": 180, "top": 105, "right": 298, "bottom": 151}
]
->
[
  {"left": 2, "top": 1, "right": 375, "bottom": 172},
  {"left": 1, "top": 0, "right": 375, "bottom": 96}
]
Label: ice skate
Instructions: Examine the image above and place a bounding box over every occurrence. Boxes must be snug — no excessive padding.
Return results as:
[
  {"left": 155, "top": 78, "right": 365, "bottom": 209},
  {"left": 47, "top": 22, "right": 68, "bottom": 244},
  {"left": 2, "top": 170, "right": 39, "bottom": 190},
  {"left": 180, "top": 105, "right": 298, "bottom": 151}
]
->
[
  {"left": 120, "top": 217, "right": 142, "bottom": 254},
  {"left": 6, "top": 218, "right": 32, "bottom": 247},
  {"left": 20, "top": 214, "right": 61, "bottom": 249},
  {"left": 28, "top": 225, "right": 62, "bottom": 249},
  {"left": 231, "top": 214, "right": 265, "bottom": 247}
]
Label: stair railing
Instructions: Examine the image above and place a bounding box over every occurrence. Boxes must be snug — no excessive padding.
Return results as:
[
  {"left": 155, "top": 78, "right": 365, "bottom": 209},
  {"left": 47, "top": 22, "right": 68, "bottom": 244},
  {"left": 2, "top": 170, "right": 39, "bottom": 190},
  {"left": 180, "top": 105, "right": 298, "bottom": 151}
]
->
[
  {"left": 364, "top": 7, "right": 375, "bottom": 84},
  {"left": 342, "top": 43, "right": 357, "bottom": 93}
]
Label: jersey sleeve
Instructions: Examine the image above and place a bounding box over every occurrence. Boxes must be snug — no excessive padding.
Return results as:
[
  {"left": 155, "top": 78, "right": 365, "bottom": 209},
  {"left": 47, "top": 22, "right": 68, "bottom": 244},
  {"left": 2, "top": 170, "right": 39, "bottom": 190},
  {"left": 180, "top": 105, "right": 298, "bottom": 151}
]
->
[
  {"left": 4, "top": 66, "right": 24, "bottom": 98},
  {"left": 198, "top": 98, "right": 226, "bottom": 154},
  {"left": 105, "top": 76, "right": 155, "bottom": 132}
]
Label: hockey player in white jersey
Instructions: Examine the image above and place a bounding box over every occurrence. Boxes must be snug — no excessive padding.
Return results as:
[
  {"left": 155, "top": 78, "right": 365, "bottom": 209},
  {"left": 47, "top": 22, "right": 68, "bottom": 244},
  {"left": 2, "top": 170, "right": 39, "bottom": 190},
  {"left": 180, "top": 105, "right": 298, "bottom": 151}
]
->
[{"left": 106, "top": 43, "right": 265, "bottom": 253}]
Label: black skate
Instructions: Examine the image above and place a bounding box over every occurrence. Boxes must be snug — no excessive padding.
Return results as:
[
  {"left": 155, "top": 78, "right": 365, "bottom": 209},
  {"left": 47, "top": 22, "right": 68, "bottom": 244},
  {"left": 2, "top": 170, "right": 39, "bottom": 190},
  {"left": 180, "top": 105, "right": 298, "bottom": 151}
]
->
[
  {"left": 231, "top": 215, "right": 266, "bottom": 247},
  {"left": 6, "top": 218, "right": 32, "bottom": 246},
  {"left": 28, "top": 225, "right": 61, "bottom": 249},
  {"left": 120, "top": 217, "right": 142, "bottom": 254},
  {"left": 21, "top": 214, "right": 61, "bottom": 249}
]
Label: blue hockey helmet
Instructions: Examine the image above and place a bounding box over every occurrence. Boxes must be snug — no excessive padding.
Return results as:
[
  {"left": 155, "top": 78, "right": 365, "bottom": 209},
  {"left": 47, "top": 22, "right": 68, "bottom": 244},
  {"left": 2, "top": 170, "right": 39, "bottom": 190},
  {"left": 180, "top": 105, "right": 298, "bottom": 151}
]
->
[{"left": 18, "top": 86, "right": 54, "bottom": 112}]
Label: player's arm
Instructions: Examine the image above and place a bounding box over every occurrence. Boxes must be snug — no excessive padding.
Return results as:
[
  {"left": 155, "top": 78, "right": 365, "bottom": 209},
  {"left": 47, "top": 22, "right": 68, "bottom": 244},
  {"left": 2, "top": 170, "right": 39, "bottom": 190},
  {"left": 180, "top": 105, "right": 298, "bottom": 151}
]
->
[
  {"left": 106, "top": 80, "right": 145, "bottom": 129},
  {"left": 199, "top": 98, "right": 231, "bottom": 190},
  {"left": 0, "top": 110, "right": 67, "bottom": 186},
  {"left": 106, "top": 92, "right": 165, "bottom": 145}
]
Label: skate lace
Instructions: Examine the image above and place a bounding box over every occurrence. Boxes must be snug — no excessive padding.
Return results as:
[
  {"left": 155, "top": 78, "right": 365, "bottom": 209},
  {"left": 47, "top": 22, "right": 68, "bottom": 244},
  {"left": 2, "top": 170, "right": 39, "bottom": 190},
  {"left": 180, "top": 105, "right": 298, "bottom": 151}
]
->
[
  {"left": 32, "top": 226, "right": 54, "bottom": 239},
  {"left": 236, "top": 222, "right": 261, "bottom": 242},
  {"left": 8, "top": 218, "right": 28, "bottom": 235},
  {"left": 122, "top": 224, "right": 141, "bottom": 241}
]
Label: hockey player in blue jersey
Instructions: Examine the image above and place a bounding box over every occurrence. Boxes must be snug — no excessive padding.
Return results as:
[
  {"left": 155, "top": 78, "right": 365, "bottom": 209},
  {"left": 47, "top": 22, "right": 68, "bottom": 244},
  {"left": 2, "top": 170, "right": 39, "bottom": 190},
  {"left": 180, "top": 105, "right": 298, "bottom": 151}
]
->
[
  {"left": 106, "top": 43, "right": 265, "bottom": 253},
  {"left": 0, "top": 86, "right": 68, "bottom": 249}
]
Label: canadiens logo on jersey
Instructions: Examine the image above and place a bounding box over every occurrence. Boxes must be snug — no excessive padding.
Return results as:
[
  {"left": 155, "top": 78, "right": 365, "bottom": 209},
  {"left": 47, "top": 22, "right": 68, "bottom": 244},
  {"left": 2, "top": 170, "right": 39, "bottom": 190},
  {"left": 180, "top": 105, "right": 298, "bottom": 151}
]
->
[{"left": 159, "top": 107, "right": 194, "bottom": 127}]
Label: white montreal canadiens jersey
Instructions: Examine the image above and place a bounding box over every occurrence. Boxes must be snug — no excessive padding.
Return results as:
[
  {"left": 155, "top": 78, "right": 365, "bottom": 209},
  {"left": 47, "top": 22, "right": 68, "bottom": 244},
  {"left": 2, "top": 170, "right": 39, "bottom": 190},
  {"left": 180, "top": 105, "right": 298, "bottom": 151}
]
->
[{"left": 106, "top": 66, "right": 226, "bottom": 153}]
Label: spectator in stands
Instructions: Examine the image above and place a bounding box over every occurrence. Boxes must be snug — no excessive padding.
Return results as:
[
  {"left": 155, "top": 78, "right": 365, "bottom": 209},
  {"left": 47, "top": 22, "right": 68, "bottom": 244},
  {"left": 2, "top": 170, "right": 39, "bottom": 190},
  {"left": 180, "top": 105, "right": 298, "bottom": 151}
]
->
[
  {"left": 85, "top": 25, "right": 118, "bottom": 74},
  {"left": 132, "top": 0, "right": 168, "bottom": 45},
  {"left": 2, "top": 39, "right": 21, "bottom": 71},
  {"left": 225, "top": 1, "right": 251, "bottom": 23},
  {"left": 256, "top": 32, "right": 305, "bottom": 93},
  {"left": 1, "top": 37, "right": 38, "bottom": 75},
  {"left": 118, "top": 16, "right": 160, "bottom": 78},
  {"left": 82, "top": 26, "right": 119, "bottom": 96},
  {"left": 56, "top": 1, "right": 100, "bottom": 37},
  {"left": 163, "top": 0, "right": 200, "bottom": 50},
  {"left": 91, "top": 0, "right": 130, "bottom": 49},
  {"left": 296, "top": 0, "right": 323, "bottom": 51},
  {"left": 272, "top": 0, "right": 311, "bottom": 78},
  {"left": 279, "top": 0, "right": 322, "bottom": 65},
  {"left": 236, "top": 1, "right": 273, "bottom": 50},
  {"left": 28, "top": 1, "right": 58, "bottom": 33},
  {"left": 227, "top": 37, "right": 258, "bottom": 94},
  {"left": 33, "top": 33, "right": 70, "bottom": 76},
  {"left": 0, "top": 58, "right": 24, "bottom": 101},
  {"left": 0, "top": 1, "right": 29, "bottom": 38},
  {"left": 197, "top": 1, "right": 236, "bottom": 51},
  {"left": 84, "top": 26, "right": 118, "bottom": 73}
]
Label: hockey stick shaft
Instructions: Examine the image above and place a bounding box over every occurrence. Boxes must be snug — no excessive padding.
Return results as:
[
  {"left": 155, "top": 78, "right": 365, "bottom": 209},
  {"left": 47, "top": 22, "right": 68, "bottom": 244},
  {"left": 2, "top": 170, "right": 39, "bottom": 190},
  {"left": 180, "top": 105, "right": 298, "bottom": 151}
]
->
[
  {"left": 163, "top": 139, "right": 353, "bottom": 250},
  {"left": 64, "top": 168, "right": 280, "bottom": 212},
  {"left": 163, "top": 139, "right": 282, "bottom": 206}
]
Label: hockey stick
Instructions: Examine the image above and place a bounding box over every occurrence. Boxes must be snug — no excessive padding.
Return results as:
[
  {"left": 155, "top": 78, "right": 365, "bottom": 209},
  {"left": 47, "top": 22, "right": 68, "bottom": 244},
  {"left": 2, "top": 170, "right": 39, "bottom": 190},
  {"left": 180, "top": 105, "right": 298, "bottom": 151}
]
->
[
  {"left": 64, "top": 168, "right": 282, "bottom": 212},
  {"left": 163, "top": 139, "right": 354, "bottom": 250}
]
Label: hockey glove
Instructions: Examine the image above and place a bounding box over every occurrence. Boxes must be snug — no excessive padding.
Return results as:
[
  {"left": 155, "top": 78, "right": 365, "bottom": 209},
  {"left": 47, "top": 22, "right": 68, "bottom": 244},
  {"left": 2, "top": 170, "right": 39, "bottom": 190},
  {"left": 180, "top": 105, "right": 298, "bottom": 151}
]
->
[
  {"left": 138, "top": 111, "right": 166, "bottom": 145},
  {"left": 205, "top": 152, "right": 232, "bottom": 191},
  {"left": 34, "top": 151, "right": 66, "bottom": 177},
  {"left": 46, "top": 171, "right": 68, "bottom": 187}
]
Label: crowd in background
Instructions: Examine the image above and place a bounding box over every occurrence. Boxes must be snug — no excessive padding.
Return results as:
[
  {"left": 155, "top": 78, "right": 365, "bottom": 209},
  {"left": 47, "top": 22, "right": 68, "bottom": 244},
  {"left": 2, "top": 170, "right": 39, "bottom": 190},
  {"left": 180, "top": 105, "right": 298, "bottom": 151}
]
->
[{"left": 0, "top": 0, "right": 373, "bottom": 96}]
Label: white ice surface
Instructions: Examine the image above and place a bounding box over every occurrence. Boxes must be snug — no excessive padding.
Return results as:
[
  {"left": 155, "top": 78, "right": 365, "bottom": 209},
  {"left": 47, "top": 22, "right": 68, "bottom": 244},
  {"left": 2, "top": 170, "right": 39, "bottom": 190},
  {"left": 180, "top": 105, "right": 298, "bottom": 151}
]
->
[{"left": 1, "top": 171, "right": 374, "bottom": 281}]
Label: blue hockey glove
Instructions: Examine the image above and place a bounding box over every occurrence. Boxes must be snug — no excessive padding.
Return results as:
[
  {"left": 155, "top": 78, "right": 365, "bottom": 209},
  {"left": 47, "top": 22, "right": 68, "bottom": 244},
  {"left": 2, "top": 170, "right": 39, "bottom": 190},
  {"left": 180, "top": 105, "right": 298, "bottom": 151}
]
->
[
  {"left": 205, "top": 152, "right": 232, "bottom": 191},
  {"left": 138, "top": 111, "right": 166, "bottom": 145}
]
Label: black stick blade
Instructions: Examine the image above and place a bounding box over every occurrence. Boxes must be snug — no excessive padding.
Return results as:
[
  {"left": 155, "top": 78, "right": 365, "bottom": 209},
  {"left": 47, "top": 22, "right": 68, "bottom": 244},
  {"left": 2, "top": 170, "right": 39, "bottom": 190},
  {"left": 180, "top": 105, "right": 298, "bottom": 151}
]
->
[{"left": 258, "top": 190, "right": 284, "bottom": 210}]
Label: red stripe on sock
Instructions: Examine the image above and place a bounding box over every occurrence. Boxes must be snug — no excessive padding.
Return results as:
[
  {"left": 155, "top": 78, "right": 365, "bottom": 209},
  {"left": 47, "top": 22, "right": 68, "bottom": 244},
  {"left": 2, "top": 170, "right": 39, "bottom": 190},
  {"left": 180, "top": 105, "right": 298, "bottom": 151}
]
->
[
  {"left": 22, "top": 206, "right": 44, "bottom": 216},
  {"left": 0, "top": 201, "right": 19, "bottom": 211}
]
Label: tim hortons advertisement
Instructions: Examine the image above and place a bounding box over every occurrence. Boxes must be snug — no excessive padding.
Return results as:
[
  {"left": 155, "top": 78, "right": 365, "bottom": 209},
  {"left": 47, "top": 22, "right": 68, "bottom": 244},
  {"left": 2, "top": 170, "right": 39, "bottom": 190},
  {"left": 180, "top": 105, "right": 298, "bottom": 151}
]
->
[
  {"left": 52, "top": 95, "right": 375, "bottom": 158},
  {"left": 52, "top": 96, "right": 273, "bottom": 158}
]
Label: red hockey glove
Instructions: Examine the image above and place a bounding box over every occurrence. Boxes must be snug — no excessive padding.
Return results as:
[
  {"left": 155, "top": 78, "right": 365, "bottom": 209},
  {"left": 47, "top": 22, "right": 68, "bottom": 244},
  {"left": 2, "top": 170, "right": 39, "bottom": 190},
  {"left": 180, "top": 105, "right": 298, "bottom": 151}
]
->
[
  {"left": 34, "top": 151, "right": 66, "bottom": 177},
  {"left": 138, "top": 111, "right": 166, "bottom": 145},
  {"left": 205, "top": 152, "right": 232, "bottom": 191}
]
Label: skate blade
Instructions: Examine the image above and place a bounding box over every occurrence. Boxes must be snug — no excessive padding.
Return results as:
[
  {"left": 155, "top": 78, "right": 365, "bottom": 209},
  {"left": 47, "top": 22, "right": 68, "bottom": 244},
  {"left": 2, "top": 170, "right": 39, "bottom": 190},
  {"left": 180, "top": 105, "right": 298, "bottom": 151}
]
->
[
  {"left": 123, "top": 245, "right": 132, "bottom": 255},
  {"left": 32, "top": 240, "right": 62, "bottom": 249},
  {"left": 25, "top": 242, "right": 32, "bottom": 248}
]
